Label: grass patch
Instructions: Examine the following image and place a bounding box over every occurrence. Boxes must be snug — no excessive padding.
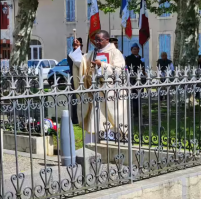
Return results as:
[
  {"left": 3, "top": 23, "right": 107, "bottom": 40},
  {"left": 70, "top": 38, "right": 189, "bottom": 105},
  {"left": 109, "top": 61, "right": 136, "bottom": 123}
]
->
[{"left": 53, "top": 124, "right": 84, "bottom": 150}]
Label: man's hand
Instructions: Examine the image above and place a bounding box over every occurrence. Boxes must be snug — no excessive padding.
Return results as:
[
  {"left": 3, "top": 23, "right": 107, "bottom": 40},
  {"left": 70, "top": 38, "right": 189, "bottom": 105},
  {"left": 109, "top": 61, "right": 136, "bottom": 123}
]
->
[
  {"left": 73, "top": 39, "right": 81, "bottom": 50},
  {"left": 91, "top": 60, "right": 102, "bottom": 68}
]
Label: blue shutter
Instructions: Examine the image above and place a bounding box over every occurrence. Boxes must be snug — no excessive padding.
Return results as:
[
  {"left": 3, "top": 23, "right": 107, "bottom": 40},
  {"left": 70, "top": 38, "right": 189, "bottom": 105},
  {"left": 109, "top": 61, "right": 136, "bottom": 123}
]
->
[
  {"left": 66, "top": 0, "right": 75, "bottom": 22},
  {"left": 87, "top": 0, "right": 91, "bottom": 21},
  {"left": 199, "top": 34, "right": 201, "bottom": 55},
  {"left": 159, "top": 1, "right": 171, "bottom": 17},
  {"left": 159, "top": 34, "right": 171, "bottom": 59},
  {"left": 67, "top": 37, "right": 74, "bottom": 55},
  {"left": 88, "top": 41, "right": 95, "bottom": 52},
  {"left": 66, "top": 0, "right": 70, "bottom": 21},
  {"left": 130, "top": 10, "right": 136, "bottom": 19},
  {"left": 72, "top": 0, "right": 75, "bottom": 21}
]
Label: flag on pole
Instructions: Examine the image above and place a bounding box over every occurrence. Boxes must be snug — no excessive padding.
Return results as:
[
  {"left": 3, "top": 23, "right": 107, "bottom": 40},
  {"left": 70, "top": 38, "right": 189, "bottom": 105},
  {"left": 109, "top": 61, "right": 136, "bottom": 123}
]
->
[
  {"left": 121, "top": 0, "right": 132, "bottom": 38},
  {"left": 139, "top": 0, "right": 150, "bottom": 46},
  {"left": 89, "top": 0, "right": 101, "bottom": 45}
]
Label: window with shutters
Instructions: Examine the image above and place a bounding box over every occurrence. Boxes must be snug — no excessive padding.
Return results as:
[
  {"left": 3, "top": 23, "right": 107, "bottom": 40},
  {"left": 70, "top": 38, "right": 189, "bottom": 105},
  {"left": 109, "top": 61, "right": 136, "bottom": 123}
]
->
[
  {"left": 67, "top": 37, "right": 74, "bottom": 55},
  {"left": 0, "top": 3, "right": 9, "bottom": 29},
  {"left": 66, "top": 0, "right": 75, "bottom": 22},
  {"left": 159, "top": 1, "right": 171, "bottom": 17},
  {"left": 87, "top": 0, "right": 91, "bottom": 21},
  {"left": 199, "top": 34, "right": 201, "bottom": 55},
  {"left": 129, "top": 10, "right": 136, "bottom": 19},
  {"left": 0, "top": 43, "right": 10, "bottom": 59},
  {"left": 159, "top": 34, "right": 171, "bottom": 59}
]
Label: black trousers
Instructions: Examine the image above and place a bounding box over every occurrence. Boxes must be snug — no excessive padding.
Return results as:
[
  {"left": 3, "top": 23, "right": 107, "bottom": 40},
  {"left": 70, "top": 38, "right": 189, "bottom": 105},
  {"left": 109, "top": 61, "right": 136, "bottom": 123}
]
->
[{"left": 71, "top": 80, "right": 78, "bottom": 124}]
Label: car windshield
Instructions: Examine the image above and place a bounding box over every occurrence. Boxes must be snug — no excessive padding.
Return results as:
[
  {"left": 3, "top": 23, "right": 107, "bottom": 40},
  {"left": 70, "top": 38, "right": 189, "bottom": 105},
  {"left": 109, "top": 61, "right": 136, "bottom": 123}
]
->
[
  {"left": 56, "top": 59, "right": 68, "bottom": 66},
  {"left": 28, "top": 60, "right": 39, "bottom": 67}
]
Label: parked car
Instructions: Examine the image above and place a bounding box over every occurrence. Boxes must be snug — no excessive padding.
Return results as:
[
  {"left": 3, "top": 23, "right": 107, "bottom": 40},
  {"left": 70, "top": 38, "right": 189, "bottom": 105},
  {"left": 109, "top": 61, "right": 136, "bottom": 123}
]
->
[
  {"left": 28, "top": 59, "right": 58, "bottom": 80},
  {"left": 47, "top": 59, "right": 70, "bottom": 86}
]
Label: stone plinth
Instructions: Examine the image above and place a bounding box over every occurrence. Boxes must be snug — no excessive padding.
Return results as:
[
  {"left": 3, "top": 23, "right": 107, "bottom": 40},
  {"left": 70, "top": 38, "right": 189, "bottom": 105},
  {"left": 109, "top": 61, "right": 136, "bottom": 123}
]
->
[
  {"left": 76, "top": 148, "right": 101, "bottom": 176},
  {"left": 3, "top": 133, "right": 54, "bottom": 156}
]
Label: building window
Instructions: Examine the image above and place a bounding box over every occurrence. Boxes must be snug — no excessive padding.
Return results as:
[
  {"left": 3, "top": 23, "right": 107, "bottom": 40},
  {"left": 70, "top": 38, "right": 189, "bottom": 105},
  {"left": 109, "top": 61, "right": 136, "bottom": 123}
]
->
[
  {"left": 159, "top": 1, "right": 171, "bottom": 17},
  {"left": 67, "top": 37, "right": 74, "bottom": 55},
  {"left": 0, "top": 43, "right": 10, "bottom": 59},
  {"left": 87, "top": 0, "right": 91, "bottom": 21},
  {"left": 66, "top": 0, "right": 75, "bottom": 22},
  {"left": 130, "top": 10, "right": 136, "bottom": 19},
  {"left": 28, "top": 40, "right": 42, "bottom": 60},
  {"left": 0, "top": 3, "right": 9, "bottom": 29},
  {"left": 199, "top": 34, "right": 201, "bottom": 55},
  {"left": 159, "top": 34, "right": 171, "bottom": 59}
]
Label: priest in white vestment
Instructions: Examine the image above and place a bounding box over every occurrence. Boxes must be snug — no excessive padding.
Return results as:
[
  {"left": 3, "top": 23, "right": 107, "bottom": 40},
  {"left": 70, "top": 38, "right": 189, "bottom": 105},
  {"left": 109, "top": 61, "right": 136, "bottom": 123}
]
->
[{"left": 69, "top": 30, "right": 127, "bottom": 139}]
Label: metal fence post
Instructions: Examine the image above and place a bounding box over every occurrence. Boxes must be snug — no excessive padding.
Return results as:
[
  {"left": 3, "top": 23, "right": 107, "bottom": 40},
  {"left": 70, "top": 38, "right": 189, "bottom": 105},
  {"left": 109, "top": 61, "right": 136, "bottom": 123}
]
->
[
  {"left": 0, "top": 130, "right": 3, "bottom": 197},
  {"left": 39, "top": 67, "right": 44, "bottom": 136}
]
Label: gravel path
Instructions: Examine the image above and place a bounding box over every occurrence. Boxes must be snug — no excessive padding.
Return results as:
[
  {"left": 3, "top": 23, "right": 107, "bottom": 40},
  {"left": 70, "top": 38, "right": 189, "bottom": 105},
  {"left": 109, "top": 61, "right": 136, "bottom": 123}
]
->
[{"left": 3, "top": 153, "right": 59, "bottom": 176}]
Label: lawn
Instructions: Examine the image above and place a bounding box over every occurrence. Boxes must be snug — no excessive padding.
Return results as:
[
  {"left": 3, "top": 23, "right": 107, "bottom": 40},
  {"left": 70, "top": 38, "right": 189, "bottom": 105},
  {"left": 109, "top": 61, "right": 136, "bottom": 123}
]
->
[
  {"left": 132, "top": 101, "right": 201, "bottom": 149},
  {"left": 53, "top": 124, "right": 84, "bottom": 150}
]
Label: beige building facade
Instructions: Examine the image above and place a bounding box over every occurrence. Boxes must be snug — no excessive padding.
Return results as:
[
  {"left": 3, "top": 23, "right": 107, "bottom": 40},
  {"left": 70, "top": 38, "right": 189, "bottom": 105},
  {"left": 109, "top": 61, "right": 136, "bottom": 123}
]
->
[{"left": 1, "top": 0, "right": 201, "bottom": 68}]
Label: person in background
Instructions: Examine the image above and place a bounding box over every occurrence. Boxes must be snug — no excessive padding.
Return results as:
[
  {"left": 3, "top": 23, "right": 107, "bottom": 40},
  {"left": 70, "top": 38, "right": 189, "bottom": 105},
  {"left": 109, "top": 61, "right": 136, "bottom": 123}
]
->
[
  {"left": 67, "top": 37, "right": 83, "bottom": 124},
  {"left": 109, "top": 38, "right": 127, "bottom": 61},
  {"left": 126, "top": 43, "right": 145, "bottom": 72},
  {"left": 198, "top": 56, "right": 201, "bottom": 69},
  {"left": 126, "top": 43, "right": 145, "bottom": 118},
  {"left": 157, "top": 52, "right": 174, "bottom": 77},
  {"left": 157, "top": 52, "right": 174, "bottom": 101},
  {"left": 109, "top": 38, "right": 118, "bottom": 49}
]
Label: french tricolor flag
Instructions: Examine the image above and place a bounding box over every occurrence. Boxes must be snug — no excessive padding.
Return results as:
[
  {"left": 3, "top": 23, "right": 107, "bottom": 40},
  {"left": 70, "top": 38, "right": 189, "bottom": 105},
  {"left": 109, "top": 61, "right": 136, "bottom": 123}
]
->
[
  {"left": 121, "top": 0, "right": 132, "bottom": 38},
  {"left": 139, "top": 0, "right": 150, "bottom": 46}
]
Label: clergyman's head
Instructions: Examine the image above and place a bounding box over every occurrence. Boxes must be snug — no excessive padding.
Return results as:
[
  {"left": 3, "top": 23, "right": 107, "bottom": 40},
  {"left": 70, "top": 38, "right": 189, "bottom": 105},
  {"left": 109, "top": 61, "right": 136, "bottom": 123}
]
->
[
  {"left": 161, "top": 52, "right": 168, "bottom": 60},
  {"left": 94, "top": 30, "right": 110, "bottom": 49}
]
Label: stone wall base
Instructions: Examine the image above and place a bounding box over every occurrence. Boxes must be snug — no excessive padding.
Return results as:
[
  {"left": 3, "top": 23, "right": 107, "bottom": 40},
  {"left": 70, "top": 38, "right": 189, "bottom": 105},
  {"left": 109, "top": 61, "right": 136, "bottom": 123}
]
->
[
  {"left": 74, "top": 166, "right": 201, "bottom": 199},
  {"left": 3, "top": 133, "right": 54, "bottom": 156}
]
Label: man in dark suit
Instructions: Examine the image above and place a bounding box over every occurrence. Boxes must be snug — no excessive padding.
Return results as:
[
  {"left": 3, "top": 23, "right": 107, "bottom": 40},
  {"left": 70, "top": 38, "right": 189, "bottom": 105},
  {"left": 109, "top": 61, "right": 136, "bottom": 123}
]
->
[
  {"left": 67, "top": 37, "right": 83, "bottom": 124},
  {"left": 126, "top": 43, "right": 145, "bottom": 118}
]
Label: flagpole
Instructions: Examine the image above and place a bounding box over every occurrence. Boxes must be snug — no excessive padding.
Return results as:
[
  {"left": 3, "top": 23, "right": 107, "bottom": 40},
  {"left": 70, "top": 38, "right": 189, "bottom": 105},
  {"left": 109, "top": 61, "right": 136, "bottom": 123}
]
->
[
  {"left": 86, "top": 36, "right": 89, "bottom": 53},
  {"left": 121, "top": 26, "right": 124, "bottom": 54},
  {"left": 142, "top": 44, "right": 144, "bottom": 58}
]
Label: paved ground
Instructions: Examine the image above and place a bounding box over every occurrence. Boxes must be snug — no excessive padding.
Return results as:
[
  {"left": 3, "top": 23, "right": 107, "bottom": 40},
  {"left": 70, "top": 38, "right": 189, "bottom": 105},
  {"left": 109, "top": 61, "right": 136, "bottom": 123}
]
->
[{"left": 3, "top": 153, "right": 58, "bottom": 176}]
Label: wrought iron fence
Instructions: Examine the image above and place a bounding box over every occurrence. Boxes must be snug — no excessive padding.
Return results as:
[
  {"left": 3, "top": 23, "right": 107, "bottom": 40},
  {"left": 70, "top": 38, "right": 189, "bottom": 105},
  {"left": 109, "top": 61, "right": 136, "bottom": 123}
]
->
[{"left": 0, "top": 65, "right": 201, "bottom": 199}]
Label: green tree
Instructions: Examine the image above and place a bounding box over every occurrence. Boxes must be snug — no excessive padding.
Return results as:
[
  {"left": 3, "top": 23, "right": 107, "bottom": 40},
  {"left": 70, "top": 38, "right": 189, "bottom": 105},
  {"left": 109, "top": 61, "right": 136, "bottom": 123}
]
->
[{"left": 98, "top": 0, "right": 201, "bottom": 66}]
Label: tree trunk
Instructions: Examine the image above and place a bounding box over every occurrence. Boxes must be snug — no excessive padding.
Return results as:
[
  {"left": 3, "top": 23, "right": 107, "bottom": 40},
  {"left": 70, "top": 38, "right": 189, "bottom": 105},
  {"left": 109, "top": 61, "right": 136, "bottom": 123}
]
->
[
  {"left": 173, "top": 0, "right": 182, "bottom": 66},
  {"left": 174, "top": 0, "right": 200, "bottom": 67},
  {"left": 10, "top": 0, "right": 38, "bottom": 66}
]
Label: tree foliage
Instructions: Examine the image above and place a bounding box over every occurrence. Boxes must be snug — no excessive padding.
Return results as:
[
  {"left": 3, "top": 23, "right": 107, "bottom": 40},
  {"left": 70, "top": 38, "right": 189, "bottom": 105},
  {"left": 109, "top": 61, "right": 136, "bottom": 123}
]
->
[{"left": 97, "top": 0, "right": 177, "bottom": 15}]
